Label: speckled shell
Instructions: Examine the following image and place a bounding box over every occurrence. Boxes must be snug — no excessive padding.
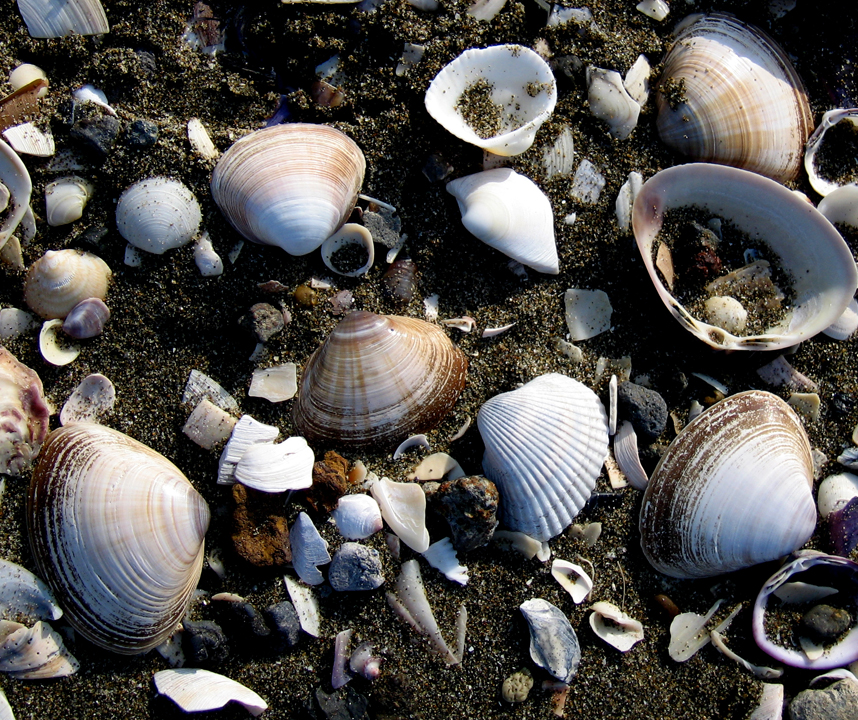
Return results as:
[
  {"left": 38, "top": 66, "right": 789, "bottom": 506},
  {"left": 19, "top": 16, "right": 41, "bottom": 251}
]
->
[
  {"left": 210, "top": 124, "right": 365, "bottom": 256},
  {"left": 116, "top": 177, "right": 202, "bottom": 254},
  {"left": 639, "top": 391, "right": 816, "bottom": 579},
  {"left": 292, "top": 311, "right": 468, "bottom": 447},
  {"left": 28, "top": 423, "right": 210, "bottom": 654},
  {"left": 655, "top": 13, "right": 813, "bottom": 183},
  {"left": 23, "top": 249, "right": 111, "bottom": 320}
]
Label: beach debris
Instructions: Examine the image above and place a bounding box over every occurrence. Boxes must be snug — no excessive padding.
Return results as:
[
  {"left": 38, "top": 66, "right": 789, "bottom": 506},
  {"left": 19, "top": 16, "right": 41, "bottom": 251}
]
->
[
  {"left": 424, "top": 475, "right": 498, "bottom": 552},
  {"left": 154, "top": 668, "right": 267, "bottom": 717},
  {"left": 60, "top": 373, "right": 115, "bottom": 426},
  {"left": 328, "top": 543, "right": 384, "bottom": 592},
  {"left": 422, "top": 538, "right": 469, "bottom": 585},
  {"left": 564, "top": 288, "right": 612, "bottom": 341},
  {"left": 551, "top": 560, "right": 592, "bottom": 604},
  {"left": 501, "top": 668, "right": 533, "bottom": 703},
  {"left": 284, "top": 575, "right": 321, "bottom": 638},
  {"left": 0, "top": 347, "right": 50, "bottom": 476},
  {"left": 0, "top": 620, "right": 79, "bottom": 679},
  {"left": 370, "top": 477, "right": 430, "bottom": 552},
  {"left": 290, "top": 512, "right": 331, "bottom": 585}
]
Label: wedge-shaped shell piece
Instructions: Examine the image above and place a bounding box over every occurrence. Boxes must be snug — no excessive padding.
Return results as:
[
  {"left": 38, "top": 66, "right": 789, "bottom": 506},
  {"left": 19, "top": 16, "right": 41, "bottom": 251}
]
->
[
  {"left": 116, "top": 177, "right": 202, "bottom": 254},
  {"left": 655, "top": 13, "right": 812, "bottom": 183},
  {"left": 18, "top": 0, "right": 108, "bottom": 38},
  {"left": 640, "top": 391, "right": 816, "bottom": 579},
  {"left": 477, "top": 373, "right": 609, "bottom": 542},
  {"left": 550, "top": 559, "right": 592, "bottom": 604},
  {"left": 290, "top": 512, "right": 331, "bottom": 585},
  {"left": 589, "top": 601, "right": 644, "bottom": 652},
  {"left": 447, "top": 169, "right": 558, "bottom": 274},
  {"left": 234, "top": 436, "right": 313, "bottom": 493},
  {"left": 632, "top": 164, "right": 858, "bottom": 351},
  {"left": 59, "top": 374, "right": 115, "bottom": 426},
  {"left": 370, "top": 477, "right": 430, "bottom": 553},
  {"left": 331, "top": 494, "right": 384, "bottom": 540},
  {"left": 0, "top": 559, "right": 61, "bottom": 623},
  {"left": 211, "top": 124, "right": 365, "bottom": 256},
  {"left": 0, "top": 347, "right": 50, "bottom": 476},
  {"left": 154, "top": 668, "right": 268, "bottom": 717},
  {"left": 425, "top": 45, "right": 556, "bottom": 156},
  {"left": 0, "top": 620, "right": 78, "bottom": 679},
  {"left": 23, "top": 249, "right": 111, "bottom": 320},
  {"left": 292, "top": 311, "right": 468, "bottom": 447},
  {"left": 519, "top": 599, "right": 580, "bottom": 683},
  {"left": 28, "top": 423, "right": 210, "bottom": 654}
]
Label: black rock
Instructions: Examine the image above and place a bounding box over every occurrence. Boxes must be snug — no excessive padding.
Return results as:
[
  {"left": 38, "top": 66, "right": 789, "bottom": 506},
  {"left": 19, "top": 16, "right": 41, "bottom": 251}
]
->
[
  {"left": 125, "top": 119, "right": 158, "bottom": 148},
  {"left": 213, "top": 596, "right": 271, "bottom": 648},
  {"left": 315, "top": 686, "right": 369, "bottom": 720},
  {"left": 831, "top": 392, "right": 856, "bottom": 419},
  {"left": 328, "top": 543, "right": 384, "bottom": 592},
  {"left": 617, "top": 382, "right": 668, "bottom": 444},
  {"left": 789, "top": 679, "right": 858, "bottom": 720},
  {"left": 801, "top": 604, "right": 852, "bottom": 640},
  {"left": 183, "top": 619, "right": 229, "bottom": 666},
  {"left": 263, "top": 601, "right": 301, "bottom": 651},
  {"left": 70, "top": 115, "right": 120, "bottom": 157},
  {"left": 425, "top": 475, "right": 499, "bottom": 552}
]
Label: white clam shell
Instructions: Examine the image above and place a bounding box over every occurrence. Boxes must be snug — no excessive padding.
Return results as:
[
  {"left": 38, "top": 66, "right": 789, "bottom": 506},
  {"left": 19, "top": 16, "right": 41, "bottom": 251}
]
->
[
  {"left": 639, "top": 391, "right": 816, "bottom": 579},
  {"left": 39, "top": 319, "right": 80, "bottom": 366},
  {"left": 233, "top": 436, "right": 314, "bottom": 493},
  {"left": 23, "top": 248, "right": 111, "bottom": 320},
  {"left": 425, "top": 45, "right": 556, "bottom": 156},
  {"left": 29, "top": 423, "right": 210, "bottom": 654},
  {"left": 804, "top": 108, "right": 858, "bottom": 197},
  {"left": 632, "top": 163, "right": 858, "bottom": 351},
  {"left": 446, "top": 168, "right": 558, "bottom": 274},
  {"left": 370, "top": 477, "right": 430, "bottom": 552},
  {"left": 211, "top": 123, "right": 365, "bottom": 256},
  {"left": 331, "top": 494, "right": 384, "bottom": 540},
  {"left": 321, "top": 223, "right": 375, "bottom": 277},
  {"left": 586, "top": 66, "right": 640, "bottom": 140},
  {"left": 589, "top": 601, "right": 644, "bottom": 652},
  {"left": 0, "top": 620, "right": 78, "bottom": 679},
  {"left": 154, "top": 668, "right": 267, "bottom": 717},
  {"left": 17, "top": 0, "right": 108, "bottom": 38},
  {"left": 477, "top": 373, "right": 610, "bottom": 542},
  {"left": 116, "top": 177, "right": 202, "bottom": 254}
]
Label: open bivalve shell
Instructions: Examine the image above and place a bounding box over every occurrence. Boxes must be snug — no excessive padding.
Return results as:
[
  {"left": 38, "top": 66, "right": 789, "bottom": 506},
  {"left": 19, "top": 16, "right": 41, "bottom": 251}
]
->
[
  {"left": 655, "top": 13, "right": 812, "bottom": 183},
  {"left": 804, "top": 108, "right": 858, "bottom": 197},
  {"left": 477, "top": 373, "right": 609, "bottom": 542},
  {"left": 425, "top": 44, "right": 557, "bottom": 156},
  {"left": 632, "top": 163, "right": 858, "bottom": 351},
  {"left": 116, "top": 177, "right": 202, "bottom": 254},
  {"left": 292, "top": 311, "right": 468, "bottom": 447},
  {"left": 211, "top": 123, "right": 365, "bottom": 256},
  {"left": 0, "top": 138, "right": 32, "bottom": 252},
  {"left": 28, "top": 423, "right": 210, "bottom": 654},
  {"left": 640, "top": 391, "right": 816, "bottom": 579},
  {"left": 23, "top": 249, "right": 111, "bottom": 320},
  {"left": 45, "top": 176, "right": 93, "bottom": 226}
]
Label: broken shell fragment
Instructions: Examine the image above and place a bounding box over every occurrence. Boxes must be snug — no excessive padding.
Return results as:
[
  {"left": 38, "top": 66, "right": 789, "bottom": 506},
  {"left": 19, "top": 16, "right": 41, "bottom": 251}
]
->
[
  {"left": 116, "top": 177, "right": 202, "bottom": 254},
  {"left": 0, "top": 347, "right": 50, "bottom": 476},
  {"left": 564, "top": 288, "right": 612, "bottom": 340},
  {"left": 17, "top": 0, "right": 108, "bottom": 38},
  {"left": 804, "top": 108, "right": 858, "bottom": 197},
  {"left": 422, "top": 537, "right": 468, "bottom": 585},
  {"left": 551, "top": 559, "right": 593, "bottom": 604},
  {"left": 589, "top": 601, "right": 644, "bottom": 652},
  {"left": 586, "top": 66, "right": 640, "bottom": 140},
  {"left": 0, "top": 139, "right": 32, "bottom": 252},
  {"left": 0, "top": 559, "right": 62, "bottom": 623},
  {"left": 217, "top": 415, "right": 279, "bottom": 485},
  {"left": 321, "top": 223, "right": 374, "bottom": 277},
  {"left": 154, "top": 668, "right": 268, "bottom": 717},
  {"left": 519, "top": 598, "right": 580, "bottom": 683},
  {"left": 23, "top": 249, "right": 111, "bottom": 320},
  {"left": 248, "top": 364, "right": 297, "bottom": 403},
  {"left": 818, "top": 473, "right": 858, "bottom": 556},
  {"left": 182, "top": 399, "right": 236, "bottom": 450},
  {"left": 0, "top": 620, "right": 79, "bottom": 679},
  {"left": 59, "top": 373, "right": 115, "bottom": 426},
  {"left": 370, "top": 477, "right": 430, "bottom": 553},
  {"left": 290, "top": 512, "right": 331, "bottom": 586},
  {"left": 234, "top": 436, "right": 314, "bottom": 493}
]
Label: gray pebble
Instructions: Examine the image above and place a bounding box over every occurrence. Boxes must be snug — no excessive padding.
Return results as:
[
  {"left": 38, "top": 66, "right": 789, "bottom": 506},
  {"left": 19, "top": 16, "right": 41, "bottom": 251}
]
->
[
  {"left": 328, "top": 542, "right": 384, "bottom": 592},
  {"left": 263, "top": 600, "right": 301, "bottom": 651},
  {"left": 617, "top": 381, "right": 668, "bottom": 444},
  {"left": 801, "top": 604, "right": 852, "bottom": 640},
  {"left": 790, "top": 679, "right": 858, "bottom": 720},
  {"left": 70, "top": 115, "right": 120, "bottom": 157},
  {"left": 425, "top": 475, "right": 499, "bottom": 552},
  {"left": 315, "top": 686, "right": 370, "bottom": 720},
  {"left": 125, "top": 118, "right": 158, "bottom": 148},
  {"left": 239, "top": 302, "right": 285, "bottom": 342},
  {"left": 363, "top": 209, "right": 401, "bottom": 249},
  {"left": 182, "top": 619, "right": 229, "bottom": 666}
]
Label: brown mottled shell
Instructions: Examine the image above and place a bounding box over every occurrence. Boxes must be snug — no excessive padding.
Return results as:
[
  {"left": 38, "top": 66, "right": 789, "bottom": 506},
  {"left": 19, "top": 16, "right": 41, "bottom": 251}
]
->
[
  {"left": 292, "top": 311, "right": 468, "bottom": 447},
  {"left": 23, "top": 249, "right": 111, "bottom": 320},
  {"left": 28, "top": 423, "right": 210, "bottom": 654}
]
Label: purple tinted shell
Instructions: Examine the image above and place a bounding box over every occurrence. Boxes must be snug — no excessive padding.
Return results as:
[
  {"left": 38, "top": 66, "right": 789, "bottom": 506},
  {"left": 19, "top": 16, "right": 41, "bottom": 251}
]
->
[{"left": 62, "top": 297, "right": 110, "bottom": 339}]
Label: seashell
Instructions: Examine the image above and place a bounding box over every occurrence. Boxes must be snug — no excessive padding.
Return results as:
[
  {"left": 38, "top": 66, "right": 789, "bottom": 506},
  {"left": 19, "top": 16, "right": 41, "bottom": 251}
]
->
[
  {"left": 211, "top": 124, "right": 365, "bottom": 256},
  {"left": 28, "top": 423, "right": 210, "bottom": 654},
  {"left": 350, "top": 641, "right": 382, "bottom": 680},
  {"left": 613, "top": 421, "right": 649, "bottom": 490},
  {"left": 632, "top": 163, "right": 858, "bottom": 351},
  {"left": 59, "top": 373, "right": 115, "bottom": 426},
  {"left": 804, "top": 108, "right": 858, "bottom": 197},
  {"left": 182, "top": 399, "right": 236, "bottom": 450},
  {"left": 217, "top": 415, "right": 279, "bottom": 485},
  {"left": 9, "top": 64, "right": 48, "bottom": 94},
  {"left": 669, "top": 599, "right": 723, "bottom": 662},
  {"left": 586, "top": 66, "right": 640, "bottom": 140},
  {"left": 447, "top": 168, "right": 558, "bottom": 274},
  {"left": 589, "top": 602, "right": 644, "bottom": 652},
  {"left": 393, "top": 434, "right": 430, "bottom": 459},
  {"left": 370, "top": 477, "right": 430, "bottom": 553},
  {"left": 234, "top": 436, "right": 314, "bottom": 493},
  {"left": 550, "top": 559, "right": 593, "bottom": 604},
  {"left": 3, "top": 123, "right": 55, "bottom": 157},
  {"left": 321, "top": 223, "right": 374, "bottom": 277},
  {"left": 183, "top": 368, "right": 239, "bottom": 414},
  {"left": 655, "top": 13, "right": 813, "bottom": 183},
  {"left": 61, "top": 297, "right": 110, "bottom": 339},
  {"left": 407, "top": 452, "right": 466, "bottom": 482},
  {"left": 819, "top": 184, "right": 858, "bottom": 230},
  {"left": 818, "top": 473, "right": 858, "bottom": 557},
  {"left": 248, "top": 364, "right": 297, "bottom": 403},
  {"left": 0, "top": 139, "right": 33, "bottom": 252},
  {"left": 45, "top": 176, "right": 92, "bottom": 226},
  {"left": 17, "top": 0, "right": 108, "bottom": 38},
  {"left": 0, "top": 347, "right": 50, "bottom": 476},
  {"left": 639, "top": 391, "right": 816, "bottom": 579},
  {"left": 289, "top": 512, "right": 331, "bottom": 585},
  {"left": 0, "top": 559, "right": 62, "bottom": 623},
  {"left": 332, "top": 494, "right": 384, "bottom": 540},
  {"left": 636, "top": 0, "right": 669, "bottom": 21},
  {"left": 332, "top": 628, "right": 353, "bottom": 689},
  {"left": 0, "top": 620, "right": 79, "bottom": 679},
  {"left": 116, "top": 177, "right": 202, "bottom": 254},
  {"left": 39, "top": 319, "right": 80, "bottom": 366},
  {"left": 381, "top": 256, "right": 418, "bottom": 305},
  {"left": 154, "top": 668, "right": 268, "bottom": 717},
  {"left": 283, "top": 575, "right": 320, "bottom": 638},
  {"left": 519, "top": 598, "right": 580, "bottom": 684},
  {"left": 23, "top": 249, "right": 111, "bottom": 320},
  {"left": 292, "top": 311, "right": 468, "bottom": 447},
  {"left": 564, "top": 288, "right": 612, "bottom": 340},
  {"left": 422, "top": 537, "right": 468, "bottom": 585},
  {"left": 72, "top": 84, "right": 116, "bottom": 116},
  {"left": 543, "top": 126, "right": 575, "bottom": 178},
  {"left": 477, "top": 373, "right": 610, "bottom": 542},
  {"left": 193, "top": 231, "right": 223, "bottom": 277},
  {"left": 424, "top": 45, "right": 557, "bottom": 157},
  {"left": 187, "top": 117, "right": 219, "bottom": 160}
]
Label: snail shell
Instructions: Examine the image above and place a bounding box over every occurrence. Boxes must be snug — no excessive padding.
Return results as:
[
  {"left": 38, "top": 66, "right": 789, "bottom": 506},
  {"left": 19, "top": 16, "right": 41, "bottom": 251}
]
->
[
  {"left": 23, "top": 249, "right": 111, "bottom": 320},
  {"left": 116, "top": 177, "right": 202, "bottom": 254},
  {"left": 28, "top": 423, "right": 210, "bottom": 654},
  {"left": 655, "top": 13, "right": 812, "bottom": 183},
  {"left": 639, "top": 391, "right": 816, "bottom": 579},
  {"left": 210, "top": 124, "right": 365, "bottom": 256},
  {"left": 292, "top": 311, "right": 468, "bottom": 447}
]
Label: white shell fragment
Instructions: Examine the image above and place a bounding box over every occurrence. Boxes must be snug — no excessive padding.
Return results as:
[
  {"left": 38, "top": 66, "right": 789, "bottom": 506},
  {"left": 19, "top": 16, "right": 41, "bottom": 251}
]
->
[
  {"left": 4, "top": 123, "right": 55, "bottom": 157},
  {"left": 550, "top": 559, "right": 593, "bottom": 604},
  {"left": 45, "top": 176, "right": 93, "bottom": 226},
  {"left": 321, "top": 223, "right": 375, "bottom": 277},
  {"left": 290, "top": 512, "right": 331, "bottom": 585},
  {"left": 569, "top": 159, "right": 606, "bottom": 204},
  {"left": 284, "top": 575, "right": 320, "bottom": 637},
  {"left": 818, "top": 185, "right": 858, "bottom": 229},
  {"left": 589, "top": 602, "right": 644, "bottom": 652},
  {"left": 543, "top": 127, "right": 575, "bottom": 178},
  {"left": 17, "top": 0, "right": 109, "bottom": 38},
  {"left": 422, "top": 538, "right": 469, "bottom": 585},
  {"left": 193, "top": 232, "right": 224, "bottom": 277},
  {"left": 154, "top": 668, "right": 268, "bottom": 717},
  {"left": 615, "top": 171, "right": 643, "bottom": 232},
  {"left": 234, "top": 436, "right": 314, "bottom": 493},
  {"left": 0, "top": 139, "right": 32, "bottom": 253},
  {"left": 39, "top": 319, "right": 80, "bottom": 366},
  {"left": 756, "top": 355, "right": 818, "bottom": 392},
  {"left": 370, "top": 477, "right": 430, "bottom": 553},
  {"left": 519, "top": 598, "right": 580, "bottom": 683},
  {"left": 331, "top": 494, "right": 384, "bottom": 540},
  {"left": 9, "top": 63, "right": 47, "bottom": 93},
  {"left": 804, "top": 108, "right": 858, "bottom": 196},
  {"left": 217, "top": 415, "right": 280, "bottom": 485},
  {"left": 116, "top": 177, "right": 202, "bottom": 254},
  {"left": 586, "top": 67, "right": 640, "bottom": 140},
  {"left": 623, "top": 55, "right": 651, "bottom": 107},
  {"left": 0, "top": 308, "right": 38, "bottom": 340},
  {"left": 564, "top": 288, "right": 612, "bottom": 341},
  {"left": 393, "top": 434, "right": 430, "bottom": 460},
  {"left": 72, "top": 85, "right": 116, "bottom": 116},
  {"left": 669, "top": 599, "right": 723, "bottom": 662},
  {"left": 491, "top": 530, "right": 544, "bottom": 560},
  {"left": 248, "top": 364, "right": 298, "bottom": 402},
  {"left": 823, "top": 298, "right": 858, "bottom": 341},
  {"left": 749, "top": 683, "right": 784, "bottom": 720},
  {"left": 59, "top": 373, "right": 115, "bottom": 426},
  {"left": 407, "top": 452, "right": 466, "bottom": 482},
  {"left": 613, "top": 421, "right": 649, "bottom": 490},
  {"left": 187, "top": 118, "right": 219, "bottom": 160},
  {"left": 182, "top": 399, "right": 236, "bottom": 450},
  {"left": 183, "top": 369, "right": 239, "bottom": 414},
  {"left": 0, "top": 620, "right": 79, "bottom": 679},
  {"left": 0, "top": 559, "right": 62, "bottom": 623},
  {"left": 636, "top": 0, "right": 669, "bottom": 21}
]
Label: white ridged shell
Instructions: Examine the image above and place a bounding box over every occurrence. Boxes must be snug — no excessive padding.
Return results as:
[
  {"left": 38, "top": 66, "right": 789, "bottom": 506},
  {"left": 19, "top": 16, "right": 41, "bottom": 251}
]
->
[
  {"left": 116, "top": 177, "right": 202, "bottom": 254},
  {"left": 233, "top": 436, "right": 314, "bottom": 493},
  {"left": 23, "top": 249, "right": 111, "bottom": 320},
  {"left": 446, "top": 168, "right": 558, "bottom": 274},
  {"left": 639, "top": 391, "right": 816, "bottom": 579},
  {"left": 331, "top": 494, "right": 384, "bottom": 540},
  {"left": 44, "top": 176, "right": 93, "bottom": 226},
  {"left": 210, "top": 124, "right": 365, "bottom": 256},
  {"left": 154, "top": 669, "right": 267, "bottom": 717},
  {"left": 17, "top": 0, "right": 108, "bottom": 38},
  {"left": 477, "top": 373, "right": 610, "bottom": 541}
]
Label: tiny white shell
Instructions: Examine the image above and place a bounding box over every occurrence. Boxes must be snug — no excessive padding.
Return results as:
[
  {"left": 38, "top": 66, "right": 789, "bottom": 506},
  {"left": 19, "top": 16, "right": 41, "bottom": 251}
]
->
[
  {"left": 623, "top": 55, "right": 651, "bottom": 106},
  {"left": 17, "top": 0, "right": 109, "bottom": 38},
  {"left": 248, "top": 364, "right": 297, "bottom": 403},
  {"left": 370, "top": 477, "right": 430, "bottom": 553},
  {"left": 182, "top": 398, "right": 236, "bottom": 450},
  {"left": 321, "top": 223, "right": 374, "bottom": 277},
  {"left": 193, "top": 232, "right": 223, "bottom": 277},
  {"left": 564, "top": 288, "right": 612, "bottom": 341},
  {"left": 589, "top": 601, "right": 644, "bottom": 652},
  {"left": 615, "top": 171, "right": 643, "bottom": 232},
  {"left": 613, "top": 421, "right": 649, "bottom": 490},
  {"left": 543, "top": 127, "right": 575, "bottom": 178},
  {"left": 818, "top": 473, "right": 858, "bottom": 518},
  {"left": 422, "top": 538, "right": 468, "bottom": 585},
  {"left": 586, "top": 67, "right": 640, "bottom": 140},
  {"left": 9, "top": 64, "right": 47, "bottom": 94},
  {"left": 72, "top": 85, "right": 116, "bottom": 116},
  {"left": 636, "top": 0, "right": 669, "bottom": 21},
  {"left": 551, "top": 559, "right": 593, "bottom": 604},
  {"left": 669, "top": 599, "right": 722, "bottom": 662},
  {"left": 234, "top": 436, "right": 314, "bottom": 493},
  {"left": 187, "top": 118, "right": 219, "bottom": 160},
  {"left": 116, "top": 177, "right": 202, "bottom": 254},
  {"left": 39, "top": 319, "right": 80, "bottom": 366},
  {"left": 59, "top": 373, "right": 115, "bottom": 426},
  {"left": 154, "top": 668, "right": 268, "bottom": 717},
  {"left": 331, "top": 494, "right": 384, "bottom": 540},
  {"left": 393, "top": 434, "right": 430, "bottom": 460},
  {"left": 818, "top": 185, "right": 858, "bottom": 229}
]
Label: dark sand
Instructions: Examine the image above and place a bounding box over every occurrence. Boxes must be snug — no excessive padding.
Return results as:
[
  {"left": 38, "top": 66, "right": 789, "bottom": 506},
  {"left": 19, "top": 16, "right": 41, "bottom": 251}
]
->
[{"left": 0, "top": 0, "right": 856, "bottom": 718}]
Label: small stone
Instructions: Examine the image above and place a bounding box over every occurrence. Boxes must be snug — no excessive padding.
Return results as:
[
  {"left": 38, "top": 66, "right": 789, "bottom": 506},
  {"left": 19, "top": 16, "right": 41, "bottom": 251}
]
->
[
  {"left": 801, "top": 604, "right": 852, "bottom": 641},
  {"left": 617, "top": 381, "right": 668, "bottom": 444},
  {"left": 425, "top": 475, "right": 499, "bottom": 552},
  {"left": 789, "top": 679, "right": 858, "bottom": 720},
  {"left": 328, "top": 542, "right": 384, "bottom": 592},
  {"left": 214, "top": 597, "right": 271, "bottom": 641},
  {"left": 70, "top": 115, "right": 120, "bottom": 157},
  {"left": 501, "top": 668, "right": 533, "bottom": 703},
  {"left": 135, "top": 49, "right": 157, "bottom": 75},
  {"left": 263, "top": 601, "right": 301, "bottom": 652},
  {"left": 231, "top": 483, "right": 292, "bottom": 568},
  {"left": 182, "top": 619, "right": 229, "bottom": 666},
  {"left": 831, "top": 392, "right": 856, "bottom": 419},
  {"left": 305, "top": 451, "right": 351, "bottom": 513},
  {"left": 422, "top": 153, "right": 454, "bottom": 183},
  {"left": 239, "top": 302, "right": 285, "bottom": 342},
  {"left": 125, "top": 118, "right": 158, "bottom": 148},
  {"left": 294, "top": 284, "right": 316, "bottom": 306},
  {"left": 363, "top": 209, "right": 401, "bottom": 249},
  {"left": 315, "top": 686, "right": 370, "bottom": 720},
  {"left": 80, "top": 225, "right": 109, "bottom": 251}
]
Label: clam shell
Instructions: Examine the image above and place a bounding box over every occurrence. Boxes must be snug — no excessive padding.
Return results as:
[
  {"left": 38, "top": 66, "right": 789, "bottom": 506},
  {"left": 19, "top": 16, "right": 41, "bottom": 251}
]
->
[
  {"left": 0, "top": 347, "right": 50, "bottom": 476},
  {"left": 446, "top": 168, "right": 558, "bottom": 274},
  {"left": 116, "top": 177, "right": 202, "bottom": 254},
  {"left": 211, "top": 123, "right": 365, "bottom": 256},
  {"left": 321, "top": 223, "right": 374, "bottom": 277},
  {"left": 655, "top": 13, "right": 812, "bottom": 182},
  {"left": 804, "top": 108, "right": 858, "bottom": 197},
  {"left": 0, "top": 138, "right": 32, "bottom": 251},
  {"left": 45, "top": 176, "right": 92, "bottom": 226},
  {"left": 639, "top": 391, "right": 816, "bottom": 579},
  {"left": 292, "top": 311, "right": 468, "bottom": 447},
  {"left": 331, "top": 494, "right": 384, "bottom": 540},
  {"left": 632, "top": 163, "right": 858, "bottom": 351},
  {"left": 477, "top": 373, "right": 609, "bottom": 542},
  {"left": 23, "top": 249, "right": 111, "bottom": 320},
  {"left": 62, "top": 297, "right": 110, "bottom": 339},
  {"left": 28, "top": 423, "right": 210, "bottom": 654},
  {"left": 17, "top": 0, "right": 109, "bottom": 38}
]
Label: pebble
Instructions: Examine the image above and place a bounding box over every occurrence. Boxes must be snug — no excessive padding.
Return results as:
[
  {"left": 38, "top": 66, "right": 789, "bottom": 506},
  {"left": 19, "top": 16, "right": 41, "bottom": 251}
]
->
[
  {"left": 213, "top": 596, "right": 271, "bottom": 642},
  {"left": 831, "top": 392, "right": 856, "bottom": 419},
  {"left": 182, "top": 619, "right": 229, "bottom": 666},
  {"left": 425, "top": 475, "right": 499, "bottom": 552},
  {"left": 501, "top": 669, "right": 533, "bottom": 703},
  {"left": 305, "top": 451, "right": 351, "bottom": 513},
  {"left": 263, "top": 601, "right": 301, "bottom": 652},
  {"left": 231, "top": 484, "right": 292, "bottom": 567},
  {"left": 239, "top": 302, "right": 285, "bottom": 342},
  {"left": 315, "top": 686, "right": 370, "bottom": 720},
  {"left": 363, "top": 209, "right": 401, "bottom": 249},
  {"left": 125, "top": 118, "right": 158, "bottom": 148},
  {"left": 328, "top": 542, "right": 384, "bottom": 592},
  {"left": 70, "top": 115, "right": 120, "bottom": 157},
  {"left": 617, "top": 381, "right": 668, "bottom": 444},
  {"left": 801, "top": 604, "right": 852, "bottom": 640},
  {"left": 789, "top": 679, "right": 858, "bottom": 720}
]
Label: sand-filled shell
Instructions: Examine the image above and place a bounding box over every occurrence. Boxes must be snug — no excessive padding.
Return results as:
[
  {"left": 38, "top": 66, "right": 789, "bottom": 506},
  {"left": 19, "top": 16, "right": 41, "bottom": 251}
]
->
[
  {"left": 292, "top": 311, "right": 468, "bottom": 447},
  {"left": 23, "top": 249, "right": 111, "bottom": 320},
  {"left": 116, "top": 177, "right": 202, "bottom": 254},
  {"left": 640, "top": 391, "right": 816, "bottom": 579},
  {"left": 655, "top": 13, "right": 812, "bottom": 183},
  {"left": 28, "top": 423, "right": 210, "bottom": 654},
  {"left": 632, "top": 163, "right": 858, "bottom": 351},
  {"left": 211, "top": 124, "right": 365, "bottom": 256},
  {"left": 477, "top": 373, "right": 609, "bottom": 541}
]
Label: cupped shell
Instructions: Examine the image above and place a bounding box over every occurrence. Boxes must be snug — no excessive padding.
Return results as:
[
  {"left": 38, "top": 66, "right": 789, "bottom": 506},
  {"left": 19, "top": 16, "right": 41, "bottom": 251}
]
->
[
  {"left": 655, "top": 13, "right": 812, "bottom": 183},
  {"left": 804, "top": 108, "right": 858, "bottom": 197},
  {"left": 639, "top": 391, "right": 816, "bottom": 579},
  {"left": 292, "top": 311, "right": 468, "bottom": 447},
  {"left": 45, "top": 176, "right": 93, "bottom": 227},
  {"left": 116, "top": 177, "right": 202, "bottom": 254},
  {"left": 477, "top": 373, "right": 609, "bottom": 542},
  {"left": 28, "top": 423, "right": 210, "bottom": 654},
  {"left": 211, "top": 123, "right": 365, "bottom": 256},
  {"left": 632, "top": 163, "right": 858, "bottom": 351},
  {"left": 23, "top": 249, "right": 111, "bottom": 320}
]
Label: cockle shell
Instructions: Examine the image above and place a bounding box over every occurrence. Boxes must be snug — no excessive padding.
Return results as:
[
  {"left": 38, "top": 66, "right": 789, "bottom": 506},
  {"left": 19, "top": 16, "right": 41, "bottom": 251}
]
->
[
  {"left": 116, "top": 177, "right": 202, "bottom": 254},
  {"left": 23, "top": 249, "right": 112, "bottom": 320},
  {"left": 45, "top": 176, "right": 93, "bottom": 226},
  {"left": 211, "top": 123, "right": 365, "bottom": 256},
  {"left": 17, "top": 0, "right": 109, "bottom": 38},
  {"left": 292, "top": 311, "right": 468, "bottom": 447},
  {"left": 0, "top": 347, "right": 50, "bottom": 476},
  {"left": 446, "top": 168, "right": 558, "bottom": 274},
  {"left": 331, "top": 494, "right": 384, "bottom": 540},
  {"left": 632, "top": 163, "right": 858, "bottom": 351},
  {"left": 639, "top": 391, "right": 816, "bottom": 579},
  {"left": 477, "top": 373, "right": 610, "bottom": 542},
  {"left": 655, "top": 13, "right": 813, "bottom": 183},
  {"left": 28, "top": 423, "right": 210, "bottom": 654}
]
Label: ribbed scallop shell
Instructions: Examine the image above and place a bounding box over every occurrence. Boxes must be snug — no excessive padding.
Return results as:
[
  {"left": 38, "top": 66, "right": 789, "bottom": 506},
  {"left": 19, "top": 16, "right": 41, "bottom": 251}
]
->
[
  {"left": 292, "top": 311, "right": 468, "bottom": 447},
  {"left": 17, "top": 0, "right": 108, "bottom": 38},
  {"left": 655, "top": 13, "right": 812, "bottom": 183},
  {"left": 210, "top": 124, "right": 365, "bottom": 256},
  {"left": 477, "top": 373, "right": 610, "bottom": 542},
  {"left": 28, "top": 423, "right": 210, "bottom": 654},
  {"left": 116, "top": 177, "right": 202, "bottom": 254},
  {"left": 23, "top": 249, "right": 111, "bottom": 320},
  {"left": 639, "top": 391, "right": 816, "bottom": 579}
]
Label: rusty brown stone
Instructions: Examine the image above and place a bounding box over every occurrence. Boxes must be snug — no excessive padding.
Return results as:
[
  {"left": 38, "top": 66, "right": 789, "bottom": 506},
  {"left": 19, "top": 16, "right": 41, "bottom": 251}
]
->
[
  {"left": 231, "top": 483, "right": 292, "bottom": 568},
  {"left": 304, "top": 451, "right": 351, "bottom": 513}
]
